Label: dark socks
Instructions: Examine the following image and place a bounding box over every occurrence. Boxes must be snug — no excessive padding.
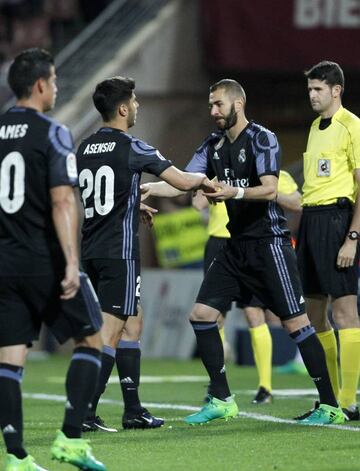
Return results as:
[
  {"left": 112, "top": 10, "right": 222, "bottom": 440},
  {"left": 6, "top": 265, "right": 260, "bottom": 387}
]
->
[
  {"left": 0, "top": 363, "right": 26, "bottom": 458},
  {"left": 62, "top": 347, "right": 101, "bottom": 438},
  {"left": 116, "top": 340, "right": 141, "bottom": 413},
  {"left": 190, "top": 321, "right": 231, "bottom": 400},
  {"left": 290, "top": 325, "right": 338, "bottom": 407},
  {"left": 87, "top": 346, "right": 115, "bottom": 420}
]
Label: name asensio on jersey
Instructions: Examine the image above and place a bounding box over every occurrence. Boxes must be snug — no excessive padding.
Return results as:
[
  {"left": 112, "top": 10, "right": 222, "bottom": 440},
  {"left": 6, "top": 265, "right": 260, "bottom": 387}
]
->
[
  {"left": 0, "top": 124, "right": 28, "bottom": 139},
  {"left": 83, "top": 142, "right": 116, "bottom": 155}
]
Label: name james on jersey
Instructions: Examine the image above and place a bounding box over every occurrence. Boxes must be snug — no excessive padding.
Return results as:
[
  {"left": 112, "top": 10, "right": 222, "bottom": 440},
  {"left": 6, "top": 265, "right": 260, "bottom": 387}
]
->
[{"left": 0, "top": 123, "right": 28, "bottom": 139}]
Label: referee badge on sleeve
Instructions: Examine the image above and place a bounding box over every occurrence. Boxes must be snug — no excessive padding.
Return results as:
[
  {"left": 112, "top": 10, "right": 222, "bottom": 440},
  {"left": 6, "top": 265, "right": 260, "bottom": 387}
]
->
[{"left": 317, "top": 159, "right": 331, "bottom": 177}]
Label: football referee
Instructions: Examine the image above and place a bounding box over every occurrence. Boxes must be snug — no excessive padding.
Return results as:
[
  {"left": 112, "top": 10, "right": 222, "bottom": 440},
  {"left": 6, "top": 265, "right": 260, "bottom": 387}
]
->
[{"left": 297, "top": 61, "right": 360, "bottom": 421}]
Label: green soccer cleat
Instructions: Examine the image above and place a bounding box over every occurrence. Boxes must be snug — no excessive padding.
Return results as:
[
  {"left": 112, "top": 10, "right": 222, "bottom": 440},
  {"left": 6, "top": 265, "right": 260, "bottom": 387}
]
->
[
  {"left": 5, "top": 454, "right": 48, "bottom": 471},
  {"left": 51, "top": 430, "right": 106, "bottom": 470},
  {"left": 184, "top": 395, "right": 239, "bottom": 425},
  {"left": 296, "top": 404, "right": 345, "bottom": 425},
  {"left": 275, "top": 360, "right": 307, "bottom": 375}
]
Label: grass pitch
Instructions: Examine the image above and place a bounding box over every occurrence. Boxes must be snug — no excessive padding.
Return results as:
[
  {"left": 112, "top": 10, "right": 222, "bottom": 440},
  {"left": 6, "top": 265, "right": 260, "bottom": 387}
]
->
[{"left": 2, "top": 355, "right": 359, "bottom": 471}]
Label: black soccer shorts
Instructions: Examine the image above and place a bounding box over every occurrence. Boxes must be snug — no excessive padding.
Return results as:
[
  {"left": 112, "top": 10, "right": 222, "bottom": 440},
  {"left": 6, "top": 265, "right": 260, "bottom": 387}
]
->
[
  {"left": 204, "top": 236, "right": 232, "bottom": 314},
  {"left": 82, "top": 258, "right": 140, "bottom": 317},
  {"left": 196, "top": 238, "right": 306, "bottom": 321},
  {"left": 0, "top": 271, "right": 102, "bottom": 347},
  {"left": 297, "top": 204, "right": 359, "bottom": 298}
]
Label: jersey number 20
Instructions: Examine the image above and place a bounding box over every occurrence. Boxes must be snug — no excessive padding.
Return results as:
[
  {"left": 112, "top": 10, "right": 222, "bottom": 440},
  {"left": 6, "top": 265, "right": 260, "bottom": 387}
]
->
[{"left": 79, "top": 165, "right": 115, "bottom": 218}]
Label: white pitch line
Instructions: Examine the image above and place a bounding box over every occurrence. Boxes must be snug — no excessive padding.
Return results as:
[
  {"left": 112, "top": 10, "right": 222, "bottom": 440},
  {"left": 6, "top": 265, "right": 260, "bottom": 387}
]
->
[
  {"left": 22, "top": 392, "right": 360, "bottom": 432},
  {"left": 47, "top": 375, "right": 209, "bottom": 384}
]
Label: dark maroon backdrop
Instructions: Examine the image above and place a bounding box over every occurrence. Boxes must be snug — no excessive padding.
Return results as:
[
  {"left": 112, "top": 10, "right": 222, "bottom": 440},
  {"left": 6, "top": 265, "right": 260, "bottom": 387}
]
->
[{"left": 201, "top": 0, "right": 360, "bottom": 72}]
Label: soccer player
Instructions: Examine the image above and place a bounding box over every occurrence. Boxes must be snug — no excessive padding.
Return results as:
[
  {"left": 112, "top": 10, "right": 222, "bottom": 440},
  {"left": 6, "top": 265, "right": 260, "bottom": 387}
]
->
[
  {"left": 296, "top": 61, "right": 360, "bottom": 421},
  {"left": 0, "top": 48, "right": 105, "bottom": 471},
  {"left": 193, "top": 170, "right": 303, "bottom": 404},
  {"left": 143, "top": 79, "right": 344, "bottom": 425},
  {"left": 76, "top": 76, "right": 215, "bottom": 432}
]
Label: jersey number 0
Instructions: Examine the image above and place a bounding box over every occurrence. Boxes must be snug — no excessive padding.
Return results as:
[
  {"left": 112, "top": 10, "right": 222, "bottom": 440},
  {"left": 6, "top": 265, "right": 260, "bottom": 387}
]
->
[{"left": 0, "top": 151, "right": 25, "bottom": 214}]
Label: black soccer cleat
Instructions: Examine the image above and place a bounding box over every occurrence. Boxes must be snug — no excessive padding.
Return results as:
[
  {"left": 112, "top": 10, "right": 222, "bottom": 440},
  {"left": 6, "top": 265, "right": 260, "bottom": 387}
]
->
[
  {"left": 82, "top": 415, "right": 118, "bottom": 433},
  {"left": 293, "top": 401, "right": 319, "bottom": 420},
  {"left": 342, "top": 406, "right": 360, "bottom": 421},
  {"left": 122, "top": 408, "right": 164, "bottom": 430},
  {"left": 251, "top": 386, "right": 273, "bottom": 405}
]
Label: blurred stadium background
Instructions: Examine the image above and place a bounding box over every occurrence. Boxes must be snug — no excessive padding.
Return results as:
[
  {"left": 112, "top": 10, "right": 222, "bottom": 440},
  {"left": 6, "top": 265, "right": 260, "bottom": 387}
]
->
[{"left": 1, "top": 0, "right": 359, "bottom": 361}]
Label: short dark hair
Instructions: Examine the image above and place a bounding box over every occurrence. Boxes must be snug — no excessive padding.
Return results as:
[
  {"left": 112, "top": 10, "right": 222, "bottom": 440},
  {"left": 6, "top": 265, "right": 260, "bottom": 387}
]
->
[
  {"left": 210, "top": 79, "right": 246, "bottom": 102},
  {"left": 8, "top": 48, "right": 54, "bottom": 99},
  {"left": 93, "top": 76, "right": 135, "bottom": 121},
  {"left": 305, "top": 60, "right": 345, "bottom": 92}
]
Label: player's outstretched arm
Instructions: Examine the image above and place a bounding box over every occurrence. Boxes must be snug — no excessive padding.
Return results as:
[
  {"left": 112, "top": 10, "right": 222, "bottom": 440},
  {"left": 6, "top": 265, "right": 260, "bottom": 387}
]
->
[
  {"left": 160, "top": 166, "right": 215, "bottom": 193},
  {"left": 141, "top": 166, "right": 216, "bottom": 199},
  {"left": 140, "top": 181, "right": 185, "bottom": 200},
  {"left": 50, "top": 185, "right": 80, "bottom": 300},
  {"left": 204, "top": 175, "right": 278, "bottom": 202}
]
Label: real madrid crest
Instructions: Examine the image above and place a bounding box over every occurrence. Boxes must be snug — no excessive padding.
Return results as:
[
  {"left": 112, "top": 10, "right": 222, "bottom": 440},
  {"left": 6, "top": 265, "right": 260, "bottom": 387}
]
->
[{"left": 238, "top": 148, "right": 246, "bottom": 163}]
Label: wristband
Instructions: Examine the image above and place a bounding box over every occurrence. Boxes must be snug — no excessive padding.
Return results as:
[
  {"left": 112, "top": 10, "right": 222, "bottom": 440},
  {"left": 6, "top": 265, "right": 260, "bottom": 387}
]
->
[{"left": 233, "top": 187, "right": 245, "bottom": 200}]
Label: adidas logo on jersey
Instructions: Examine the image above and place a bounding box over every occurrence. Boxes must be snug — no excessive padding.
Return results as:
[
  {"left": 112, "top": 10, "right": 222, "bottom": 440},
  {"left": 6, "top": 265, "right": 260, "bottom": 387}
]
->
[
  {"left": 213, "top": 151, "right": 220, "bottom": 160},
  {"left": 2, "top": 424, "right": 16, "bottom": 434},
  {"left": 120, "top": 377, "right": 134, "bottom": 384},
  {"left": 299, "top": 296, "right": 305, "bottom": 304}
]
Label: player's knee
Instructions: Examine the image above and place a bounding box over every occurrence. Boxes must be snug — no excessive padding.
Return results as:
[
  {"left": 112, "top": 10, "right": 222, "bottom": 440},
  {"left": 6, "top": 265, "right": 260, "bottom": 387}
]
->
[
  {"left": 122, "top": 318, "right": 143, "bottom": 342},
  {"left": 75, "top": 331, "right": 103, "bottom": 351},
  {"left": 190, "top": 304, "right": 216, "bottom": 322},
  {"left": 333, "top": 309, "right": 360, "bottom": 329}
]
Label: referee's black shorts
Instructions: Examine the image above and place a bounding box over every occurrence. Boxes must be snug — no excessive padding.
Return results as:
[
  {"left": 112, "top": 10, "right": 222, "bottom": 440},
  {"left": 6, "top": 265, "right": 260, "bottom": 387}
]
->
[
  {"left": 196, "top": 237, "right": 305, "bottom": 321},
  {"left": 296, "top": 203, "right": 359, "bottom": 298}
]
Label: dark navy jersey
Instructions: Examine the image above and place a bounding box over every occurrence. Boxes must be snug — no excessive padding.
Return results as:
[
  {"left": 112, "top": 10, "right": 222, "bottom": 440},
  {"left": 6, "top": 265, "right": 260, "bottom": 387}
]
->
[
  {"left": 0, "top": 106, "right": 77, "bottom": 275},
  {"left": 186, "top": 121, "right": 289, "bottom": 239},
  {"left": 77, "top": 127, "right": 172, "bottom": 260}
]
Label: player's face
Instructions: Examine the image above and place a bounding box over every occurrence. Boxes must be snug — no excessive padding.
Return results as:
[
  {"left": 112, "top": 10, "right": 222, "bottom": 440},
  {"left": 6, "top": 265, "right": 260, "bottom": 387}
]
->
[
  {"left": 43, "top": 66, "right": 57, "bottom": 112},
  {"left": 307, "top": 79, "right": 334, "bottom": 115},
  {"left": 127, "top": 93, "right": 139, "bottom": 128},
  {"left": 209, "top": 88, "right": 237, "bottom": 130}
]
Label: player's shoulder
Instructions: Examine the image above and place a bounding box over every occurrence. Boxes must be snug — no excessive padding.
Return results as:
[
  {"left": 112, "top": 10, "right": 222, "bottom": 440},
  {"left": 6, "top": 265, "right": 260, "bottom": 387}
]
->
[
  {"left": 196, "top": 131, "right": 224, "bottom": 153},
  {"left": 44, "top": 116, "right": 73, "bottom": 154},
  {"left": 249, "top": 121, "right": 279, "bottom": 147},
  {"left": 129, "top": 135, "right": 158, "bottom": 155}
]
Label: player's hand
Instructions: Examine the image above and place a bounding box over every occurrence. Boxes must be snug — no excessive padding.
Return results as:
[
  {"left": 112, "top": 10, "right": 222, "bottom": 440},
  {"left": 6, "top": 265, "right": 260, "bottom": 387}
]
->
[
  {"left": 336, "top": 240, "right": 357, "bottom": 268},
  {"left": 203, "top": 181, "right": 238, "bottom": 202},
  {"left": 140, "top": 202, "right": 158, "bottom": 228},
  {"left": 140, "top": 183, "right": 151, "bottom": 201},
  {"left": 199, "top": 176, "right": 217, "bottom": 194},
  {"left": 61, "top": 262, "right": 80, "bottom": 300}
]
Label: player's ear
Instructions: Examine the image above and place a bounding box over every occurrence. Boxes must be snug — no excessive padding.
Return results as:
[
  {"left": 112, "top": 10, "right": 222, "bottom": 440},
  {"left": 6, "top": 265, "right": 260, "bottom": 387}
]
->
[
  {"left": 118, "top": 103, "right": 128, "bottom": 117},
  {"left": 234, "top": 98, "right": 244, "bottom": 112},
  {"left": 36, "top": 77, "right": 46, "bottom": 95}
]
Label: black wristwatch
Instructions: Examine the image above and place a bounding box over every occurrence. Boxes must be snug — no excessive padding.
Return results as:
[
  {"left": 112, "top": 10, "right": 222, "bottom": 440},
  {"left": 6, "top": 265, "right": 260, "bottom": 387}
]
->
[{"left": 348, "top": 231, "right": 360, "bottom": 241}]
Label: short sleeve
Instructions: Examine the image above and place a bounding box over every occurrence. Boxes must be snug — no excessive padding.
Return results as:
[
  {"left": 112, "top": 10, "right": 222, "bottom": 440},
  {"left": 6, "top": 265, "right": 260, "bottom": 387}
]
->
[
  {"left": 348, "top": 118, "right": 360, "bottom": 170},
  {"left": 253, "top": 129, "right": 281, "bottom": 177},
  {"left": 47, "top": 122, "right": 77, "bottom": 188},
  {"left": 185, "top": 132, "right": 221, "bottom": 177},
  {"left": 129, "top": 138, "right": 172, "bottom": 176},
  {"left": 278, "top": 170, "right": 298, "bottom": 195}
]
